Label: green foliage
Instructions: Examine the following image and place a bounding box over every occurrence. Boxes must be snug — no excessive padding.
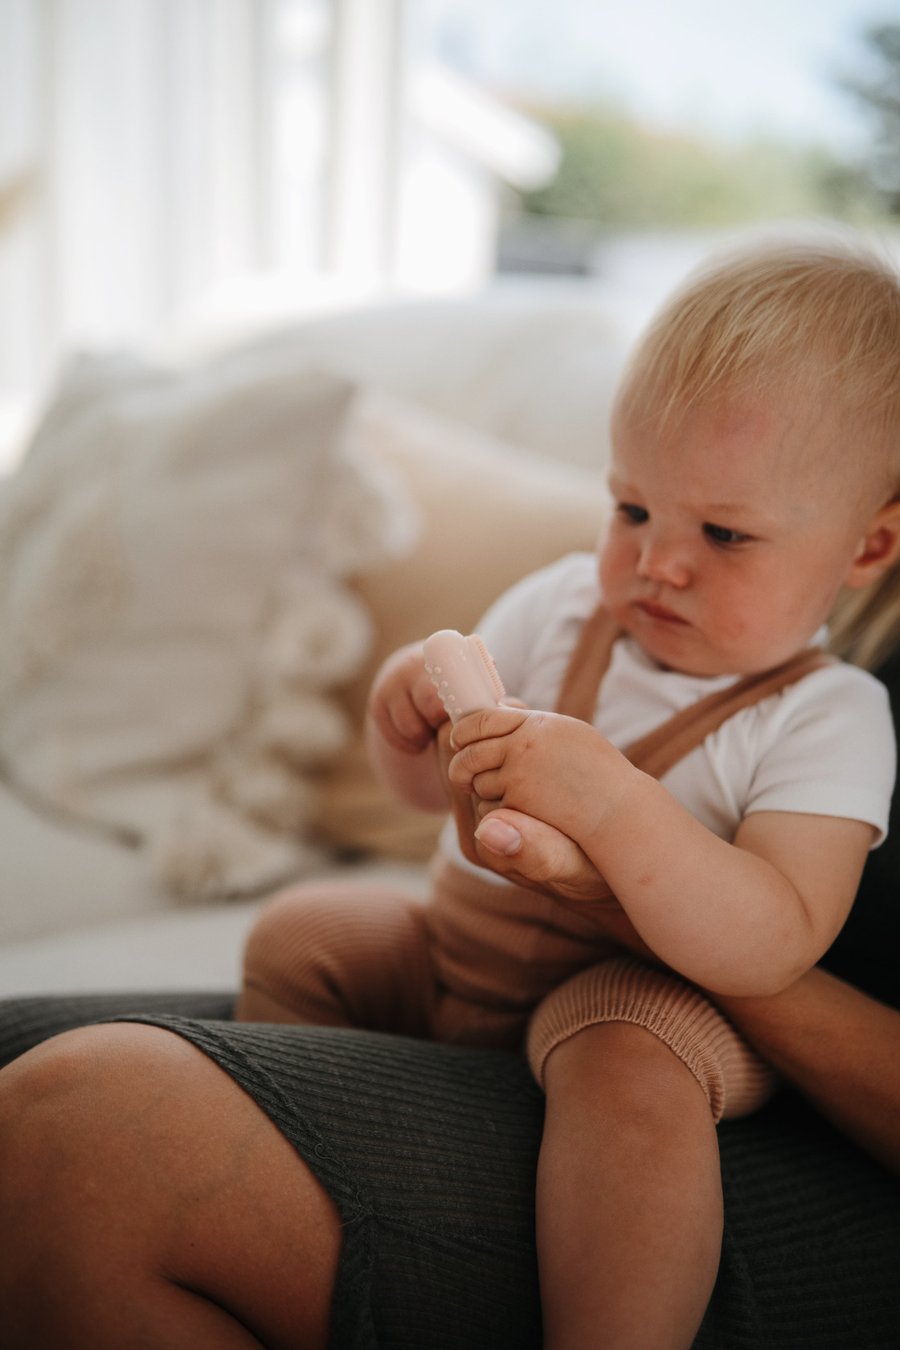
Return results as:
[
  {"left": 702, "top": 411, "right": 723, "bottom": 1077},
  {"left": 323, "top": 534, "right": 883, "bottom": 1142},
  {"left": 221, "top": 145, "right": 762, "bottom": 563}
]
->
[
  {"left": 841, "top": 23, "right": 900, "bottom": 215},
  {"left": 517, "top": 102, "right": 881, "bottom": 229}
]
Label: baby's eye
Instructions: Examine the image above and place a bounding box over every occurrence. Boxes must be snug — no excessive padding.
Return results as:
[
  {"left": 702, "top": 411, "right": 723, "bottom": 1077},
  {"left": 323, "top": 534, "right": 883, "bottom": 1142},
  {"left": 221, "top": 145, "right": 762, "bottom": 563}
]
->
[
  {"left": 617, "top": 502, "right": 649, "bottom": 525},
  {"left": 704, "top": 522, "right": 751, "bottom": 547}
]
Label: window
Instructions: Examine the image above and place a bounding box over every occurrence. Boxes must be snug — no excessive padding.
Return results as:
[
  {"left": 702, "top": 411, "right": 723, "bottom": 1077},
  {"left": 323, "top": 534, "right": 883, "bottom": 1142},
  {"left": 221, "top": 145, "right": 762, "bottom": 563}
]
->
[{"left": 0, "top": 1, "right": 890, "bottom": 472}]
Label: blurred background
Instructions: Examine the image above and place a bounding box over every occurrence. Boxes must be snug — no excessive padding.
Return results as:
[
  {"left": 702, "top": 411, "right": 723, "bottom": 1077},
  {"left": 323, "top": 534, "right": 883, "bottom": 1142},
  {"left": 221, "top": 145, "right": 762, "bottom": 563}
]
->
[{"left": 1, "top": 0, "right": 898, "bottom": 470}]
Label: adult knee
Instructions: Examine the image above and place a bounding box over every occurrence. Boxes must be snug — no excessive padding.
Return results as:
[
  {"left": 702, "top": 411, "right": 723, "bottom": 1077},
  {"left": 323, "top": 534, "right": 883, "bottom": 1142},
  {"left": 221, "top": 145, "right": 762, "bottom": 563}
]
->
[
  {"left": 0, "top": 1029, "right": 116, "bottom": 1340},
  {"left": 0, "top": 1024, "right": 190, "bottom": 1343},
  {"left": 0, "top": 1027, "right": 98, "bottom": 1237},
  {"left": 1, "top": 1022, "right": 342, "bottom": 1350}
]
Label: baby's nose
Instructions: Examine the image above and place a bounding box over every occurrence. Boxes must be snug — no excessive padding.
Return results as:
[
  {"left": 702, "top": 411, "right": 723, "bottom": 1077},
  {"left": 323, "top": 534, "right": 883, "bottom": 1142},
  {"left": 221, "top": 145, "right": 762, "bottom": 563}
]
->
[{"left": 636, "top": 537, "right": 691, "bottom": 587}]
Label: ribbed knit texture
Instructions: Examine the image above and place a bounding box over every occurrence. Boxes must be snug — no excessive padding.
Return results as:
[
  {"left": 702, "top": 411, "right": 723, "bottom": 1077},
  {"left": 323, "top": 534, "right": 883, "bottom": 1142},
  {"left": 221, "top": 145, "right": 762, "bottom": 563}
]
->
[
  {"left": 3, "top": 992, "right": 900, "bottom": 1349},
  {"left": 0, "top": 990, "right": 234, "bottom": 1058},
  {"left": 242, "top": 882, "right": 436, "bottom": 1035},
  {"left": 526, "top": 955, "right": 775, "bottom": 1120},
  {"left": 242, "top": 866, "right": 774, "bottom": 1119},
  {"left": 424, "top": 855, "right": 624, "bottom": 1046}
]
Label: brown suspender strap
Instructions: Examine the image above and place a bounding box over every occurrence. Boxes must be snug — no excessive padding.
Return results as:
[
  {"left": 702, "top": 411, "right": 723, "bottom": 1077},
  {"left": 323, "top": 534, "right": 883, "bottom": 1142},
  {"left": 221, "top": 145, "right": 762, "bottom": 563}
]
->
[
  {"left": 553, "top": 604, "right": 622, "bottom": 723},
  {"left": 623, "top": 646, "right": 836, "bottom": 780},
  {"left": 554, "top": 602, "right": 836, "bottom": 779},
  {"left": 527, "top": 603, "right": 835, "bottom": 909}
]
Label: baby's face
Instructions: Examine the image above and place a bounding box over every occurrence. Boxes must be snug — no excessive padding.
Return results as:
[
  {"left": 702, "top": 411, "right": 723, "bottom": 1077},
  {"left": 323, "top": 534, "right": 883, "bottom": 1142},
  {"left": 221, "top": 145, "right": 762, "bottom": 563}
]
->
[{"left": 599, "top": 392, "right": 880, "bottom": 676}]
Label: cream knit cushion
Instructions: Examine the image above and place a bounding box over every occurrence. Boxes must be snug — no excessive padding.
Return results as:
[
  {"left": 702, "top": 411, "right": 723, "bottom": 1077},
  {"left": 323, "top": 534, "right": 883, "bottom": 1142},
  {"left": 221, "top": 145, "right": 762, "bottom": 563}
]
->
[{"left": 0, "top": 350, "right": 416, "bottom": 909}]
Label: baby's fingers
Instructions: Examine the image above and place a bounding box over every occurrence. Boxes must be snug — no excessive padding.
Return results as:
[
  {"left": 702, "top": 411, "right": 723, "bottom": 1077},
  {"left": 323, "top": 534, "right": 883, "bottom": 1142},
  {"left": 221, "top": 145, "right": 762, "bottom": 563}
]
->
[
  {"left": 450, "top": 705, "right": 530, "bottom": 749},
  {"left": 371, "top": 688, "right": 437, "bottom": 754},
  {"left": 446, "top": 738, "right": 505, "bottom": 792}
]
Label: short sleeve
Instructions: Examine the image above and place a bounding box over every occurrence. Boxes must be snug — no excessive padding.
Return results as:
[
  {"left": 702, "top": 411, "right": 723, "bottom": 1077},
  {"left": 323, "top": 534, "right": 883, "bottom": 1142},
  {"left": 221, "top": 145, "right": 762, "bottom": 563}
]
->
[{"left": 744, "top": 664, "right": 896, "bottom": 847}]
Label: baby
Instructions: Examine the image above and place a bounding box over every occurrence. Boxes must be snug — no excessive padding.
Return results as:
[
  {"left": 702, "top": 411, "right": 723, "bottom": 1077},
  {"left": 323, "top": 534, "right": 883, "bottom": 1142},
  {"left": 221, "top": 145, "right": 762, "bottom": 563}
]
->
[{"left": 238, "top": 239, "right": 900, "bottom": 1349}]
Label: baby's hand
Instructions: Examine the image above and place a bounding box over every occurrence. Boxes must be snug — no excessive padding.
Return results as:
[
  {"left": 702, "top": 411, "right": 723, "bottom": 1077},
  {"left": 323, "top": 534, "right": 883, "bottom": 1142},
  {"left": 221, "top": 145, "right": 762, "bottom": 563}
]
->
[
  {"left": 448, "top": 707, "right": 619, "bottom": 846},
  {"left": 367, "top": 642, "right": 449, "bottom": 755}
]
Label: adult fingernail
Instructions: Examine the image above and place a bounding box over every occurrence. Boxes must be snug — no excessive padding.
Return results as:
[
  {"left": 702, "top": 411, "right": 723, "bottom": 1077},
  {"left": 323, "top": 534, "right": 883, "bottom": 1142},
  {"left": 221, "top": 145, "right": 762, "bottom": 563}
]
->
[{"left": 474, "top": 819, "right": 522, "bottom": 856}]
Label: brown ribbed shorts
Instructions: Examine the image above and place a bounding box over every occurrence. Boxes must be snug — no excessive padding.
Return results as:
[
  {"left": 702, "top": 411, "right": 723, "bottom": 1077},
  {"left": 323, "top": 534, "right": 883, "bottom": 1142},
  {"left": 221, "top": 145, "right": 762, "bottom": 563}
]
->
[{"left": 242, "top": 855, "right": 775, "bottom": 1123}]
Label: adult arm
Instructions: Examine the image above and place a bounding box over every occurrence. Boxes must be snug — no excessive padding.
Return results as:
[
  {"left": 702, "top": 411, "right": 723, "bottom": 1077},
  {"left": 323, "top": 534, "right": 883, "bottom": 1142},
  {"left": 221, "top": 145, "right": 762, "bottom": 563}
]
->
[
  {"left": 476, "top": 806, "right": 900, "bottom": 1177},
  {"left": 716, "top": 970, "right": 900, "bottom": 1177}
]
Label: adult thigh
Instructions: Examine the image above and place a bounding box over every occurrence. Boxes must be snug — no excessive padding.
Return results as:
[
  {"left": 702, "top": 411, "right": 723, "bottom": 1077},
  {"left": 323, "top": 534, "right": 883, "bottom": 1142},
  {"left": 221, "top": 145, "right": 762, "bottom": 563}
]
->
[{"left": 0, "top": 1021, "right": 341, "bottom": 1350}]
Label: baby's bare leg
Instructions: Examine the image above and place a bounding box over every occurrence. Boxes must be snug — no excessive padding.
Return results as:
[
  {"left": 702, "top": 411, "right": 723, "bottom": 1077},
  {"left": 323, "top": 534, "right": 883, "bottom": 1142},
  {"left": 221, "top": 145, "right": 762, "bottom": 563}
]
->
[
  {"left": 537, "top": 1022, "right": 722, "bottom": 1350},
  {"left": 0, "top": 1022, "right": 340, "bottom": 1350}
]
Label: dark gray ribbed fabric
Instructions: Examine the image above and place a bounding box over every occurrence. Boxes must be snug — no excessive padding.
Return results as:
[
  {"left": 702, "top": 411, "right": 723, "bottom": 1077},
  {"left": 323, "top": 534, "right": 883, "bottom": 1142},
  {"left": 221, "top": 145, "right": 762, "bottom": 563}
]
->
[
  {"left": 0, "top": 990, "right": 234, "bottom": 1059},
  {"left": 3, "top": 992, "right": 900, "bottom": 1348},
  {"left": 147, "top": 1020, "right": 544, "bottom": 1350}
]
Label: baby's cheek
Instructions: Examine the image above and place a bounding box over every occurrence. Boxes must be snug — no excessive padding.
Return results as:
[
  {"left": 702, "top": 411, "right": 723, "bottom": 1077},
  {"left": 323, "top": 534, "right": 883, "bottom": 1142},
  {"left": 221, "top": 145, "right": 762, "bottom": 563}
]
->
[
  {"left": 708, "top": 592, "right": 753, "bottom": 642},
  {"left": 715, "top": 614, "right": 748, "bottom": 644}
]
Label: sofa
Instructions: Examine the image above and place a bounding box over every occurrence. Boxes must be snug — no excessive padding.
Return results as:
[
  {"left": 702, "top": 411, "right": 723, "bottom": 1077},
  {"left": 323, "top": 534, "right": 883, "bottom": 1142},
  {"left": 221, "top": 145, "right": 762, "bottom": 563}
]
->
[{"left": 0, "top": 284, "right": 631, "bottom": 996}]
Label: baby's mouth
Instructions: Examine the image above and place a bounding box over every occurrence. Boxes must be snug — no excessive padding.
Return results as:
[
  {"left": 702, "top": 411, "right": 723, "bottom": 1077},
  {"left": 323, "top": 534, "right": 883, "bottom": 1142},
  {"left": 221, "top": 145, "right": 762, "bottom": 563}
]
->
[{"left": 635, "top": 600, "right": 689, "bottom": 626}]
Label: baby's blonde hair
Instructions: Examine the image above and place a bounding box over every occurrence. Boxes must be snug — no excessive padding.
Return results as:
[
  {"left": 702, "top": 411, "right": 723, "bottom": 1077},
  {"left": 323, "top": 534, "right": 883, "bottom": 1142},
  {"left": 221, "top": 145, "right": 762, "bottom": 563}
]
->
[{"left": 617, "top": 237, "right": 900, "bottom": 672}]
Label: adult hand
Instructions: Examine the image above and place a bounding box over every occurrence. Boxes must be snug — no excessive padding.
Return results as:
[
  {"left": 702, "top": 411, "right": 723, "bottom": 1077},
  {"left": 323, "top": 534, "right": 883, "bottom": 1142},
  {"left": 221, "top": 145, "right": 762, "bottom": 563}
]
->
[
  {"left": 473, "top": 808, "right": 598, "bottom": 894},
  {"left": 437, "top": 708, "right": 651, "bottom": 955},
  {"left": 472, "top": 807, "right": 654, "bottom": 958}
]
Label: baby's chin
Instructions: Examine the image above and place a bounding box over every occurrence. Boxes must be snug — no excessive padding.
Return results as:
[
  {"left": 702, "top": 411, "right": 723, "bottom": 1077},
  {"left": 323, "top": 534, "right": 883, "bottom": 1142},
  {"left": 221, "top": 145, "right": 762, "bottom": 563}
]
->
[{"left": 622, "top": 622, "right": 737, "bottom": 678}]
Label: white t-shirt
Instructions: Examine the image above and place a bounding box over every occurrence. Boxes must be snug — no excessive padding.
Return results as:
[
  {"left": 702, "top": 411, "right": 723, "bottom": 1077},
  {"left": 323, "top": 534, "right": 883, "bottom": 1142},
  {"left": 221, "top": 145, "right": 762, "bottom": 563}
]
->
[{"left": 439, "top": 552, "right": 895, "bottom": 873}]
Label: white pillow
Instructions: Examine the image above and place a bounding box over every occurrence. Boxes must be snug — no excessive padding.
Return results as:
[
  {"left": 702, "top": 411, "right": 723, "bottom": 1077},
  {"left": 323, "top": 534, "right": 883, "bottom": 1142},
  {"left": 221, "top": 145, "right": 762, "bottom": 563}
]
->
[
  {"left": 0, "top": 350, "right": 416, "bottom": 906},
  {"left": 177, "top": 294, "right": 628, "bottom": 472}
]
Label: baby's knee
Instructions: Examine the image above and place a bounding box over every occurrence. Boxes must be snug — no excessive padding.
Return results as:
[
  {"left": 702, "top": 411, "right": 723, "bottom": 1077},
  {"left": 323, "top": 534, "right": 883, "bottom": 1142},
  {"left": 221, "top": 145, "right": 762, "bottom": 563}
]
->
[
  {"left": 242, "top": 883, "right": 357, "bottom": 976},
  {"left": 527, "top": 956, "right": 776, "bottom": 1122},
  {"left": 240, "top": 880, "right": 430, "bottom": 1027},
  {"left": 539, "top": 1018, "right": 700, "bottom": 1115},
  {"left": 245, "top": 883, "right": 322, "bottom": 946},
  {"left": 239, "top": 884, "right": 346, "bottom": 1016}
]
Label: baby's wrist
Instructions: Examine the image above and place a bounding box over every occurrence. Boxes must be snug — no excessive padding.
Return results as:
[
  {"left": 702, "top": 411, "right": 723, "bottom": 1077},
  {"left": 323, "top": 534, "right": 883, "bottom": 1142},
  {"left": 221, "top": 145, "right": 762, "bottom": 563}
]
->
[{"left": 575, "top": 752, "right": 647, "bottom": 862}]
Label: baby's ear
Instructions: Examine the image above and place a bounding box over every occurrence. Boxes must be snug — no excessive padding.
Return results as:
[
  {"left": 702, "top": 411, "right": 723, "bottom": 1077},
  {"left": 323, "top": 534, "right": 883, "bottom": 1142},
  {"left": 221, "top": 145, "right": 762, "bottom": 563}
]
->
[{"left": 846, "top": 498, "right": 900, "bottom": 589}]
